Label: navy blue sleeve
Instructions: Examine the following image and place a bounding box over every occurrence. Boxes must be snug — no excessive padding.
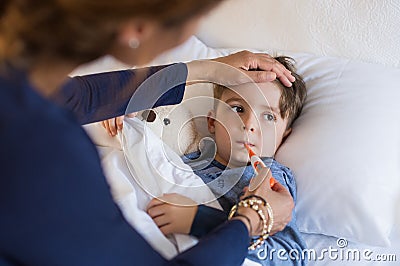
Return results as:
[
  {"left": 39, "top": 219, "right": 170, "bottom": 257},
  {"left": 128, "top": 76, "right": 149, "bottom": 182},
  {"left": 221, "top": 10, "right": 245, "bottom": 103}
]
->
[
  {"left": 173, "top": 220, "right": 249, "bottom": 266},
  {"left": 0, "top": 69, "right": 253, "bottom": 266},
  {"left": 54, "top": 63, "right": 187, "bottom": 125},
  {"left": 190, "top": 205, "right": 228, "bottom": 238}
]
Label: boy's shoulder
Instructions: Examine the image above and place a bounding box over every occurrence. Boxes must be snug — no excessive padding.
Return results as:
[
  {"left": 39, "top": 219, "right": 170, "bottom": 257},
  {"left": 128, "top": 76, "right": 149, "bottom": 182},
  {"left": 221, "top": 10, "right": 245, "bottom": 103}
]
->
[
  {"left": 264, "top": 158, "right": 298, "bottom": 201},
  {"left": 182, "top": 151, "right": 220, "bottom": 174},
  {"left": 265, "top": 158, "right": 294, "bottom": 179}
]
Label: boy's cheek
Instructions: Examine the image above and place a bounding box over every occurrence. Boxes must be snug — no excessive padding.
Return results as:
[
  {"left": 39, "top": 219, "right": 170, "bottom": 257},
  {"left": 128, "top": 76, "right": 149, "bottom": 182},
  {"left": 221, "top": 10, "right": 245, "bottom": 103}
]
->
[
  {"left": 260, "top": 145, "right": 275, "bottom": 157},
  {"left": 216, "top": 110, "right": 243, "bottom": 128}
]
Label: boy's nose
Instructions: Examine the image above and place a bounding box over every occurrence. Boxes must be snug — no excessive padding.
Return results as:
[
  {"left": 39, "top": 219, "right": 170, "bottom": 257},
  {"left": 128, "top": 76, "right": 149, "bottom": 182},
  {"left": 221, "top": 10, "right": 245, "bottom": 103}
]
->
[
  {"left": 242, "top": 114, "right": 257, "bottom": 132},
  {"left": 242, "top": 126, "right": 255, "bottom": 132}
]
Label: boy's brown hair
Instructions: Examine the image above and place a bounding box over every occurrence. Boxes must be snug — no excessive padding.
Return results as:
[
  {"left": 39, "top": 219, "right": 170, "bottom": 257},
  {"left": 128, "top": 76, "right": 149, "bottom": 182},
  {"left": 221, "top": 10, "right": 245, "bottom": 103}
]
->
[{"left": 213, "top": 56, "right": 306, "bottom": 129}]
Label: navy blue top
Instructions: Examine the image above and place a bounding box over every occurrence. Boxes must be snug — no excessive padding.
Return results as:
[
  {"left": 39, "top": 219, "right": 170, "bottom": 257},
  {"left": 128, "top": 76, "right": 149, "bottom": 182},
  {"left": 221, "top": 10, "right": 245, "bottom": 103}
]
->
[
  {"left": 185, "top": 150, "right": 307, "bottom": 265},
  {"left": 0, "top": 64, "right": 249, "bottom": 266}
]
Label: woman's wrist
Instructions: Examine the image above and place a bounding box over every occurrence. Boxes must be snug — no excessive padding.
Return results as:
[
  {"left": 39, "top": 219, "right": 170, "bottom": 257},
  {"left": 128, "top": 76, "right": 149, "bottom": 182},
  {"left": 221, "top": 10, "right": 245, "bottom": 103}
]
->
[
  {"left": 186, "top": 60, "right": 211, "bottom": 85},
  {"left": 236, "top": 206, "right": 263, "bottom": 236},
  {"left": 229, "top": 206, "right": 263, "bottom": 237},
  {"left": 231, "top": 215, "right": 252, "bottom": 234},
  {"left": 228, "top": 196, "right": 275, "bottom": 250}
]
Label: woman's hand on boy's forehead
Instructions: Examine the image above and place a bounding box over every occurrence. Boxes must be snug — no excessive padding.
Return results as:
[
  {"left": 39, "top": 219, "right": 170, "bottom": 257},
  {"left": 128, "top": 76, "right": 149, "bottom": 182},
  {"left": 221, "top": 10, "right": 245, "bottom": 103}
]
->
[
  {"left": 252, "top": 53, "right": 296, "bottom": 87},
  {"left": 212, "top": 51, "right": 295, "bottom": 87}
]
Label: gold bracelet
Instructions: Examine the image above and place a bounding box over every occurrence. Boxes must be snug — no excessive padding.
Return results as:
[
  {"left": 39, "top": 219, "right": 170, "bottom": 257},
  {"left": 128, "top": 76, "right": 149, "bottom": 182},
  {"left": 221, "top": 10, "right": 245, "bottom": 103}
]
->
[
  {"left": 241, "top": 195, "right": 266, "bottom": 206},
  {"left": 228, "top": 196, "right": 274, "bottom": 250},
  {"left": 249, "top": 201, "right": 274, "bottom": 250}
]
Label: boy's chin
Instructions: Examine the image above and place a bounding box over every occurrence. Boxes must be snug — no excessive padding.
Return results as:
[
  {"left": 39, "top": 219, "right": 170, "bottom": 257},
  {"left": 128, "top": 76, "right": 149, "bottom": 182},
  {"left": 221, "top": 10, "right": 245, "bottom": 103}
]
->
[{"left": 227, "top": 158, "right": 250, "bottom": 168}]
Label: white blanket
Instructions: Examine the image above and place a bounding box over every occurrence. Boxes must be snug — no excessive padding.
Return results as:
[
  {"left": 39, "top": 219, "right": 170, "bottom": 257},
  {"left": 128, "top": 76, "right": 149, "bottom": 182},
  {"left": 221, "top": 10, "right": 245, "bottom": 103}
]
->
[
  {"left": 97, "top": 117, "right": 260, "bottom": 265},
  {"left": 99, "top": 117, "right": 220, "bottom": 259}
]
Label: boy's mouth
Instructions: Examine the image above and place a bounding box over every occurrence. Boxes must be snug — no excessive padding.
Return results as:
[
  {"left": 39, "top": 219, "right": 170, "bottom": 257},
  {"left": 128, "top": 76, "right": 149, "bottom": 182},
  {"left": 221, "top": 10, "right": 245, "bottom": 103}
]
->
[{"left": 236, "top": 141, "right": 255, "bottom": 147}]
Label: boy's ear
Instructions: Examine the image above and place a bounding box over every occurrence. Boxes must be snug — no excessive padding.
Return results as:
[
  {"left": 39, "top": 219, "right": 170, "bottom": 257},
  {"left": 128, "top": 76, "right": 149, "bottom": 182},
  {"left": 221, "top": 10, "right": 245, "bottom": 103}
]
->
[
  {"left": 283, "top": 127, "right": 292, "bottom": 140},
  {"left": 207, "top": 110, "right": 216, "bottom": 134}
]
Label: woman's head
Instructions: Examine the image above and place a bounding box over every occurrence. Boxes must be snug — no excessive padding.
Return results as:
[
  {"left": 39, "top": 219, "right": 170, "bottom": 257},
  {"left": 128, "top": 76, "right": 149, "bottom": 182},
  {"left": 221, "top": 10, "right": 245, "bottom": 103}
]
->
[{"left": 0, "top": 0, "right": 223, "bottom": 68}]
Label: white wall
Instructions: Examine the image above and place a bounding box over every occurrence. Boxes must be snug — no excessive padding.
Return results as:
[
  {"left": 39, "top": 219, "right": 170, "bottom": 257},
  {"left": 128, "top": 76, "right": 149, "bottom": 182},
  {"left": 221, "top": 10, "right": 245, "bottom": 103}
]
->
[{"left": 197, "top": 0, "right": 400, "bottom": 67}]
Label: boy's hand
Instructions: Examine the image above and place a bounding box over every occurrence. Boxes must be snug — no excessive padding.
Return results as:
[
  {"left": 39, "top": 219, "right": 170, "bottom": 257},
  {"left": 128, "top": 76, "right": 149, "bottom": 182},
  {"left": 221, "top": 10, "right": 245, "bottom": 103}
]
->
[
  {"left": 147, "top": 193, "right": 198, "bottom": 236},
  {"left": 101, "top": 115, "right": 124, "bottom": 137},
  {"left": 100, "top": 112, "right": 138, "bottom": 137}
]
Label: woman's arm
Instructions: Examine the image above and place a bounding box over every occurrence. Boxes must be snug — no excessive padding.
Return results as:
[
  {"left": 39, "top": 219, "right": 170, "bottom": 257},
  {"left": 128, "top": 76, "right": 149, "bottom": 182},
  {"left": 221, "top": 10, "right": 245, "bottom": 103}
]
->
[
  {"left": 56, "top": 51, "right": 295, "bottom": 127},
  {"left": 2, "top": 113, "right": 251, "bottom": 266},
  {"left": 169, "top": 219, "right": 249, "bottom": 266},
  {"left": 190, "top": 205, "right": 227, "bottom": 238},
  {"left": 54, "top": 64, "right": 187, "bottom": 125}
]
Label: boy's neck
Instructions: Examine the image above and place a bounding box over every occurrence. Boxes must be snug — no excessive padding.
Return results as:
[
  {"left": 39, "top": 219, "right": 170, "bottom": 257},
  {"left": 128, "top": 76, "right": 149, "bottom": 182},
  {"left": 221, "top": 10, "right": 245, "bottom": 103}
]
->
[{"left": 214, "top": 153, "right": 250, "bottom": 169}]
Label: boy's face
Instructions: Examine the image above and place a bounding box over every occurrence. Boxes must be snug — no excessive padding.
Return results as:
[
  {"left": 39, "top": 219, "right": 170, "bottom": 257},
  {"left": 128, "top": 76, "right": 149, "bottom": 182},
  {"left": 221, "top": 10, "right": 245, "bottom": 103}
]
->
[{"left": 208, "top": 82, "right": 291, "bottom": 168}]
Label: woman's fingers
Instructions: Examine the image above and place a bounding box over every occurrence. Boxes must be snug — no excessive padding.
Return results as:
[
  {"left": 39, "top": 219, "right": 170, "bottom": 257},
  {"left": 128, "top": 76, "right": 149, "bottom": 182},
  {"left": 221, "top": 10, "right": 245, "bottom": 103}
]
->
[
  {"left": 271, "top": 180, "right": 289, "bottom": 193},
  {"left": 242, "top": 167, "right": 294, "bottom": 235},
  {"left": 244, "top": 54, "right": 295, "bottom": 86},
  {"left": 248, "top": 167, "right": 273, "bottom": 192},
  {"left": 211, "top": 50, "right": 295, "bottom": 87},
  {"left": 214, "top": 51, "right": 295, "bottom": 87}
]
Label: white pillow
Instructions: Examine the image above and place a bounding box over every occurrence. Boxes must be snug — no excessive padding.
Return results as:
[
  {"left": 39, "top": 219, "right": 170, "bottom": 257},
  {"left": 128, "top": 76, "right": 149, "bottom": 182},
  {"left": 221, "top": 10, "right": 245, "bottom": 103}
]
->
[
  {"left": 275, "top": 53, "right": 400, "bottom": 246},
  {"left": 155, "top": 37, "right": 400, "bottom": 246}
]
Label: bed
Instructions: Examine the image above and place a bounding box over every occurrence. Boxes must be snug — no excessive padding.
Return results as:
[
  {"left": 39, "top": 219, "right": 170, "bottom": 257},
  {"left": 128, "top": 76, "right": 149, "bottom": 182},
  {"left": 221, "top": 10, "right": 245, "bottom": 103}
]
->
[{"left": 72, "top": 1, "right": 400, "bottom": 265}]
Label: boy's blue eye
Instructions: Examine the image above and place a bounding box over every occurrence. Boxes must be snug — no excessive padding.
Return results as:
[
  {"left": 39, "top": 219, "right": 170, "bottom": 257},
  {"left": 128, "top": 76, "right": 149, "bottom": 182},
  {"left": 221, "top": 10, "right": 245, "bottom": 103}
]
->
[
  {"left": 263, "top": 113, "right": 276, "bottom": 121},
  {"left": 231, "top": 106, "right": 244, "bottom": 113}
]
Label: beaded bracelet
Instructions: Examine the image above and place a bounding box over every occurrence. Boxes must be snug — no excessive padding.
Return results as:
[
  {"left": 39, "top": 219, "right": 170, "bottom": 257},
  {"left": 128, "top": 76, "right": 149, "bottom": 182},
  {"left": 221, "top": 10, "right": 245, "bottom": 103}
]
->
[
  {"left": 249, "top": 201, "right": 274, "bottom": 250},
  {"left": 241, "top": 195, "right": 267, "bottom": 206},
  {"left": 228, "top": 196, "right": 274, "bottom": 250}
]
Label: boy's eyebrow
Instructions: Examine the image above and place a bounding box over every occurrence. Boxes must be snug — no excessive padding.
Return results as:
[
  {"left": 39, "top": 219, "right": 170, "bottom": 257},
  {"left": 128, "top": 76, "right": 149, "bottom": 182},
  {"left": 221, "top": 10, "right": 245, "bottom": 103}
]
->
[
  {"left": 225, "top": 97, "right": 281, "bottom": 114},
  {"left": 263, "top": 105, "right": 281, "bottom": 114},
  {"left": 224, "top": 97, "right": 245, "bottom": 104}
]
